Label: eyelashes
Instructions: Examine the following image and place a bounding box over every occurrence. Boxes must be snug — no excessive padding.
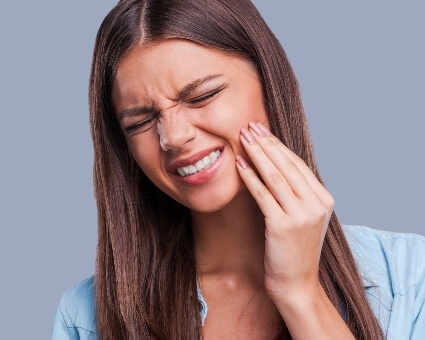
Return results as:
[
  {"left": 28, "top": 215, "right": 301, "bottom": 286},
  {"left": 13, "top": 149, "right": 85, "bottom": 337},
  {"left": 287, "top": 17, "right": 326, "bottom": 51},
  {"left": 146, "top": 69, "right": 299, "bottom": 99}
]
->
[
  {"left": 124, "top": 85, "right": 227, "bottom": 134},
  {"left": 186, "top": 85, "right": 227, "bottom": 105},
  {"left": 125, "top": 116, "right": 157, "bottom": 133}
]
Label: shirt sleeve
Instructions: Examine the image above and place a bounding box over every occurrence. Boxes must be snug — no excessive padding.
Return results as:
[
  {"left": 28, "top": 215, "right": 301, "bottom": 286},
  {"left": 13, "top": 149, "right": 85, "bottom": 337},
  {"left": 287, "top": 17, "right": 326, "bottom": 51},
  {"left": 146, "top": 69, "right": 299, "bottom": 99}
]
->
[
  {"left": 343, "top": 225, "right": 425, "bottom": 338},
  {"left": 51, "top": 276, "right": 97, "bottom": 340},
  {"left": 410, "top": 237, "right": 425, "bottom": 340},
  {"left": 51, "top": 295, "right": 78, "bottom": 340}
]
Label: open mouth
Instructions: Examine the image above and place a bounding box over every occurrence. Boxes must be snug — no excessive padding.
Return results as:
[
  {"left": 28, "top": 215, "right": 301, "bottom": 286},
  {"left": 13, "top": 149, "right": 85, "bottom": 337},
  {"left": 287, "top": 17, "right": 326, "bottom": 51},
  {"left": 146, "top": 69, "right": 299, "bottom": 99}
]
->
[{"left": 175, "top": 149, "right": 221, "bottom": 177}]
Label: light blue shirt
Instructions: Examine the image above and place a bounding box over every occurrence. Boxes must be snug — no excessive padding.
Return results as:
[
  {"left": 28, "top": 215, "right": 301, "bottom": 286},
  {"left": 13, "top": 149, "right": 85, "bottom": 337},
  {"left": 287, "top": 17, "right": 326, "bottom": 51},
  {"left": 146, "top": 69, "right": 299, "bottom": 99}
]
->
[{"left": 52, "top": 225, "right": 425, "bottom": 339}]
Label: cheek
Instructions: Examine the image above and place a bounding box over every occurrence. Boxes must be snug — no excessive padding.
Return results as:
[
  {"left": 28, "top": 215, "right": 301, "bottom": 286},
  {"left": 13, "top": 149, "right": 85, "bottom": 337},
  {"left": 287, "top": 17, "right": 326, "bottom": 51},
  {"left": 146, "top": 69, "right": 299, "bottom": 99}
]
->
[
  {"left": 224, "top": 82, "right": 268, "bottom": 126},
  {"left": 244, "top": 83, "right": 268, "bottom": 122},
  {"left": 197, "top": 88, "right": 266, "bottom": 130},
  {"left": 219, "top": 94, "right": 267, "bottom": 135},
  {"left": 127, "top": 135, "right": 162, "bottom": 177}
]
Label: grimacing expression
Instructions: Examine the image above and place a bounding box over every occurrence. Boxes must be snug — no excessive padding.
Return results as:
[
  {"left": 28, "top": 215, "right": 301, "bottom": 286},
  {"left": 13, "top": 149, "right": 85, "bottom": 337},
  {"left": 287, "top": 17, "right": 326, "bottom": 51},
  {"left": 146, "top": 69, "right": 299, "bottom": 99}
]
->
[{"left": 112, "top": 38, "right": 269, "bottom": 213}]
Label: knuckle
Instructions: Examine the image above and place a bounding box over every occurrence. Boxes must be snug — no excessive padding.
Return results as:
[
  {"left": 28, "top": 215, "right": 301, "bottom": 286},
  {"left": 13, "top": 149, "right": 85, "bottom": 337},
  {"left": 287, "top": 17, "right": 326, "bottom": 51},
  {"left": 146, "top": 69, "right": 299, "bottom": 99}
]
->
[
  {"left": 295, "top": 213, "right": 309, "bottom": 227},
  {"left": 316, "top": 207, "right": 328, "bottom": 220},
  {"left": 245, "top": 172, "right": 257, "bottom": 181},
  {"left": 270, "top": 171, "right": 285, "bottom": 184},
  {"left": 256, "top": 187, "right": 270, "bottom": 199},
  {"left": 263, "top": 136, "right": 276, "bottom": 147},
  {"left": 292, "top": 153, "right": 304, "bottom": 165},
  {"left": 286, "top": 160, "right": 298, "bottom": 172},
  {"left": 295, "top": 206, "right": 327, "bottom": 227},
  {"left": 271, "top": 135, "right": 280, "bottom": 143},
  {"left": 327, "top": 195, "right": 335, "bottom": 210}
]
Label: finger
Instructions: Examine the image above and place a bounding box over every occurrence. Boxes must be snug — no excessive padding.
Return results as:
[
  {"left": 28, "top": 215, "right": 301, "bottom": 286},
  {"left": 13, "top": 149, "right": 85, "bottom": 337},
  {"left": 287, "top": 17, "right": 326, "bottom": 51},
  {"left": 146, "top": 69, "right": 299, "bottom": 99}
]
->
[
  {"left": 257, "top": 122, "right": 335, "bottom": 209},
  {"left": 248, "top": 122, "right": 318, "bottom": 203},
  {"left": 240, "top": 128, "right": 300, "bottom": 213},
  {"left": 235, "top": 154, "right": 288, "bottom": 220}
]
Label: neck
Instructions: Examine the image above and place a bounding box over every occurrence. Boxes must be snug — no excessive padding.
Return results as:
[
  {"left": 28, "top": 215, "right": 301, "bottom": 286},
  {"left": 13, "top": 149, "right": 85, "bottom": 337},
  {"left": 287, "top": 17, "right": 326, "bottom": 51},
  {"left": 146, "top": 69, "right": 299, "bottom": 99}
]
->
[{"left": 191, "top": 189, "right": 265, "bottom": 288}]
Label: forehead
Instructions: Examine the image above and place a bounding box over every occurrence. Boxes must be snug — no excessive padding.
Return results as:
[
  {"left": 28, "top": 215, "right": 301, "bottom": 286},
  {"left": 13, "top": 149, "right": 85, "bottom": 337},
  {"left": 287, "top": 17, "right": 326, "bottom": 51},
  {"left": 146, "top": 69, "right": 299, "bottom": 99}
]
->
[
  {"left": 111, "top": 39, "right": 256, "bottom": 109},
  {"left": 115, "top": 38, "right": 243, "bottom": 81}
]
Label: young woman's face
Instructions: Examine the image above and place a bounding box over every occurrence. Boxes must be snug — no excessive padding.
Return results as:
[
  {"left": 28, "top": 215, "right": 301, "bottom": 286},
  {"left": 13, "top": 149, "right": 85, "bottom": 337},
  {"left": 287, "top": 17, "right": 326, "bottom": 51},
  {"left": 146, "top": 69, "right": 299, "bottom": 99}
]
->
[{"left": 112, "top": 38, "right": 268, "bottom": 212}]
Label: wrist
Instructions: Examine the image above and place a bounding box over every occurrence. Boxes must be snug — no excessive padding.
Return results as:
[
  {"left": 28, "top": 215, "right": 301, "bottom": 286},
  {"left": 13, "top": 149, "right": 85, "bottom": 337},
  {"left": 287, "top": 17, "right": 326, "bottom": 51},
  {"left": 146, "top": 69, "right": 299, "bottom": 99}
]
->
[
  {"left": 266, "top": 279, "right": 324, "bottom": 314},
  {"left": 269, "top": 283, "right": 355, "bottom": 339}
]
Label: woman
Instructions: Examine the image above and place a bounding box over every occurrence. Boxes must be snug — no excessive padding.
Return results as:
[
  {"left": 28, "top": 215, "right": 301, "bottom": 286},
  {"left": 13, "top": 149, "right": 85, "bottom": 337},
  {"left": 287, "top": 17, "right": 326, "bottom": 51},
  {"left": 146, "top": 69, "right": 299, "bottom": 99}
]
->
[{"left": 52, "top": 0, "right": 425, "bottom": 339}]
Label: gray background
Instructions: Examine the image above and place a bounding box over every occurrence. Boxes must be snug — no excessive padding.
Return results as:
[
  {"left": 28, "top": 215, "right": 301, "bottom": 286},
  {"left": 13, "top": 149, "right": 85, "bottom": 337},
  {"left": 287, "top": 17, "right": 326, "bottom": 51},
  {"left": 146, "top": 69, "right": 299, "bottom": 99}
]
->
[{"left": 0, "top": 1, "right": 423, "bottom": 338}]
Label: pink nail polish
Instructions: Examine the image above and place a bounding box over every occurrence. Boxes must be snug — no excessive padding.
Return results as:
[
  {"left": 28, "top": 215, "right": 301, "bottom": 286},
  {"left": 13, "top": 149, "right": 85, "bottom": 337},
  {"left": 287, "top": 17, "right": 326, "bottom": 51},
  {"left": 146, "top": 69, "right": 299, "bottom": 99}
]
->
[
  {"left": 257, "top": 122, "right": 272, "bottom": 136},
  {"left": 249, "top": 121, "right": 266, "bottom": 137},
  {"left": 236, "top": 155, "right": 249, "bottom": 169},
  {"left": 241, "top": 128, "right": 256, "bottom": 144}
]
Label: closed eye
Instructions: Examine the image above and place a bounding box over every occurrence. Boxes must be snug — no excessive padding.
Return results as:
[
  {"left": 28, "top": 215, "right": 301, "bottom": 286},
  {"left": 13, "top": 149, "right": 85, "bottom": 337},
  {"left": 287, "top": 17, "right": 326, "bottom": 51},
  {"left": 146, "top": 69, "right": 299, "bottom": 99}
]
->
[
  {"left": 186, "top": 85, "right": 227, "bottom": 106},
  {"left": 125, "top": 116, "right": 157, "bottom": 133}
]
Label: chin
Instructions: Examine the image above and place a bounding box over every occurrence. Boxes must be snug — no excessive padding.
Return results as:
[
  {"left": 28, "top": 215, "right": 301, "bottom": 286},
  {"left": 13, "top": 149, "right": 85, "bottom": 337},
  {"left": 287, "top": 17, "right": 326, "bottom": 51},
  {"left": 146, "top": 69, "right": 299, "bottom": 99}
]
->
[
  {"left": 181, "top": 192, "right": 232, "bottom": 213},
  {"left": 187, "top": 200, "right": 230, "bottom": 214},
  {"left": 184, "top": 183, "right": 248, "bottom": 214}
]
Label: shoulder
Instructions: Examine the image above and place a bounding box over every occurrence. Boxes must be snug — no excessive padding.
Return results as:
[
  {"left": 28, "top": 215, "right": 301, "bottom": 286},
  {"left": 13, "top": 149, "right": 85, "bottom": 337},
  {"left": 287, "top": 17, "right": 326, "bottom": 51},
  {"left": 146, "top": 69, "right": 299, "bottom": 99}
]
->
[
  {"left": 342, "top": 224, "right": 425, "bottom": 292},
  {"left": 52, "top": 276, "right": 97, "bottom": 339},
  {"left": 342, "top": 225, "right": 425, "bottom": 338}
]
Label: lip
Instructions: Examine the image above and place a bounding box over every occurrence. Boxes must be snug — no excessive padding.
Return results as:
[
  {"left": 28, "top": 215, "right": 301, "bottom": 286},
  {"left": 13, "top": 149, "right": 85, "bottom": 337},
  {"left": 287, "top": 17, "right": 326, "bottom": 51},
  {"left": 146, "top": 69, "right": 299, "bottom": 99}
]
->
[
  {"left": 167, "top": 146, "right": 224, "bottom": 172},
  {"left": 169, "top": 147, "right": 225, "bottom": 186}
]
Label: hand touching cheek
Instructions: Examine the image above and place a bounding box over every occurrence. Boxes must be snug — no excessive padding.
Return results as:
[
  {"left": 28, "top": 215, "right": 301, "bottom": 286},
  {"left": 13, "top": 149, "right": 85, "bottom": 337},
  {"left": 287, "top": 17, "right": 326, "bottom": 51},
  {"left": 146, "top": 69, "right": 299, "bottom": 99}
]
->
[{"left": 236, "top": 121, "right": 335, "bottom": 303}]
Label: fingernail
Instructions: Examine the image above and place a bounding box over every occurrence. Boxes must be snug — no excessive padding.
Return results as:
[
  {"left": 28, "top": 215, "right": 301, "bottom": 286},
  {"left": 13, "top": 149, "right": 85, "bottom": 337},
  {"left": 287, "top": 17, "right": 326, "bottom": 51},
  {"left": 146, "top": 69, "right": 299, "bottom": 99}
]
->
[
  {"left": 249, "top": 121, "right": 266, "bottom": 137},
  {"left": 241, "top": 128, "right": 256, "bottom": 144},
  {"left": 257, "top": 122, "right": 272, "bottom": 136},
  {"left": 236, "top": 155, "right": 249, "bottom": 169}
]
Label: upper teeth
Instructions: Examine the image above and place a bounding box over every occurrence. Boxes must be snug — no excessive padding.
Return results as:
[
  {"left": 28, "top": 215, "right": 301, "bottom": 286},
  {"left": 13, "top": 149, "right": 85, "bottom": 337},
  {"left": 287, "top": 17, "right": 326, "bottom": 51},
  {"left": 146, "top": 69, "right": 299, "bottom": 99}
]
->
[{"left": 176, "top": 150, "right": 221, "bottom": 177}]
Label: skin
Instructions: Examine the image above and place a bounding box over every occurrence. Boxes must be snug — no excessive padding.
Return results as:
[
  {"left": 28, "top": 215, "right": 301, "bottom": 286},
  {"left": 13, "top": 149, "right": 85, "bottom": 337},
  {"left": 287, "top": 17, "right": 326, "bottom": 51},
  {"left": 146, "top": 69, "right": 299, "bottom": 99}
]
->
[
  {"left": 112, "top": 38, "right": 355, "bottom": 339},
  {"left": 113, "top": 39, "right": 268, "bottom": 213}
]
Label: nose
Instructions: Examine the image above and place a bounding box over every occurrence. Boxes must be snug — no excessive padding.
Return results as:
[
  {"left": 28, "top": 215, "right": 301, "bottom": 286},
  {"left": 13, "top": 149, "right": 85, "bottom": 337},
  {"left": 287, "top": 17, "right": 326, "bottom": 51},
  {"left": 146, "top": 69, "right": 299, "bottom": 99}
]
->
[{"left": 157, "top": 108, "right": 197, "bottom": 151}]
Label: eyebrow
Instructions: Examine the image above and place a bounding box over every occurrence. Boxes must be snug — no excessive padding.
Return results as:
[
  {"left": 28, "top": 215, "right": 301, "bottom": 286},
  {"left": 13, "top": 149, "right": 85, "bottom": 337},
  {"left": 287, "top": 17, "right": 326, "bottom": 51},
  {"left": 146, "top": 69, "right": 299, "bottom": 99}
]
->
[
  {"left": 117, "top": 105, "right": 155, "bottom": 121},
  {"left": 176, "top": 73, "right": 224, "bottom": 99},
  {"left": 117, "top": 73, "right": 224, "bottom": 120}
]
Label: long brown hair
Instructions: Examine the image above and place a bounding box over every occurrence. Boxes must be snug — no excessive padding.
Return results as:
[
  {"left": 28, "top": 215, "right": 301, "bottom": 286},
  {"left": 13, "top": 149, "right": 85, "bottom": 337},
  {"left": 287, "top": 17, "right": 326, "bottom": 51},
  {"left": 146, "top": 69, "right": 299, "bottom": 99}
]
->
[{"left": 89, "top": 0, "right": 384, "bottom": 338}]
